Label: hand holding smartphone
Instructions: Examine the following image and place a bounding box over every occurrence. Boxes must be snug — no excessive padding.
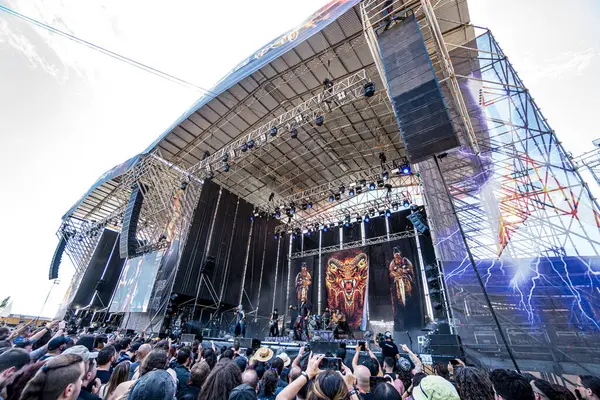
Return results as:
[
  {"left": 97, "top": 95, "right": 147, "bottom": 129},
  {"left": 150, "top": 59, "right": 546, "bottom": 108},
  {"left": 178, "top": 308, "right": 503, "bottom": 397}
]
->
[{"left": 318, "top": 356, "right": 342, "bottom": 371}]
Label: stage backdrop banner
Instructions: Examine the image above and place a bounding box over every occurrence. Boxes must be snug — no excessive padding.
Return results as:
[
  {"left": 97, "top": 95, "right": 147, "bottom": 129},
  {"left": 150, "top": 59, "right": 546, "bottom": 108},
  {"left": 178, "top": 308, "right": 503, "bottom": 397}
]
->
[
  {"left": 325, "top": 249, "right": 369, "bottom": 329},
  {"left": 369, "top": 238, "right": 424, "bottom": 331}
]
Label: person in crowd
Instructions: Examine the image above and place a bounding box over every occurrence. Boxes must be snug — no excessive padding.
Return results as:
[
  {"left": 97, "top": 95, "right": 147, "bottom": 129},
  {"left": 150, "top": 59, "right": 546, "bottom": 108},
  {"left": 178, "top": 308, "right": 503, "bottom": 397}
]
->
[
  {"left": 4, "top": 360, "right": 44, "bottom": 400},
  {"left": 95, "top": 345, "right": 116, "bottom": 384},
  {"left": 380, "top": 332, "right": 400, "bottom": 361},
  {"left": 178, "top": 360, "right": 209, "bottom": 400},
  {"left": 335, "top": 348, "right": 352, "bottom": 372},
  {"left": 129, "top": 344, "right": 151, "bottom": 380},
  {"left": 352, "top": 343, "right": 381, "bottom": 378},
  {"left": 276, "top": 353, "right": 359, "bottom": 400},
  {"left": 577, "top": 375, "right": 600, "bottom": 400},
  {"left": 222, "top": 349, "right": 235, "bottom": 360},
  {"left": 453, "top": 366, "right": 494, "bottom": 400},
  {"left": 115, "top": 339, "right": 132, "bottom": 364},
  {"left": 270, "top": 358, "right": 288, "bottom": 389},
  {"left": 258, "top": 370, "right": 282, "bottom": 400},
  {"left": 19, "top": 353, "right": 85, "bottom": 400},
  {"left": 108, "top": 349, "right": 170, "bottom": 400},
  {"left": 374, "top": 381, "right": 402, "bottom": 400},
  {"left": 76, "top": 336, "right": 95, "bottom": 353},
  {"left": 241, "top": 369, "right": 259, "bottom": 393},
  {"left": 199, "top": 358, "right": 242, "bottom": 400},
  {"left": 128, "top": 369, "right": 177, "bottom": 400},
  {"left": 490, "top": 369, "right": 535, "bottom": 400},
  {"left": 400, "top": 344, "right": 423, "bottom": 375},
  {"left": 383, "top": 357, "right": 396, "bottom": 380},
  {"left": 432, "top": 361, "right": 450, "bottom": 381},
  {"left": 39, "top": 337, "right": 67, "bottom": 361},
  {"left": 101, "top": 361, "right": 129, "bottom": 399},
  {"left": 354, "top": 365, "right": 373, "bottom": 400},
  {"left": 203, "top": 348, "right": 218, "bottom": 370},
  {"left": 235, "top": 356, "right": 248, "bottom": 373},
  {"left": 61, "top": 346, "right": 100, "bottom": 400},
  {"left": 410, "top": 375, "right": 459, "bottom": 400},
  {"left": 276, "top": 353, "right": 291, "bottom": 385},
  {"left": 93, "top": 335, "right": 107, "bottom": 351},
  {"left": 231, "top": 370, "right": 259, "bottom": 400},
  {"left": 0, "top": 348, "right": 30, "bottom": 400},
  {"left": 173, "top": 346, "right": 191, "bottom": 392}
]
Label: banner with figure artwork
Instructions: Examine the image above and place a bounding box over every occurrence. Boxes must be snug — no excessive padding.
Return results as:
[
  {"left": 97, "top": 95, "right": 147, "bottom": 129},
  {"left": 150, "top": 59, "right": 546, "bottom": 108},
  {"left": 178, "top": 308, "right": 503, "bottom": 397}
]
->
[{"left": 325, "top": 249, "right": 369, "bottom": 329}]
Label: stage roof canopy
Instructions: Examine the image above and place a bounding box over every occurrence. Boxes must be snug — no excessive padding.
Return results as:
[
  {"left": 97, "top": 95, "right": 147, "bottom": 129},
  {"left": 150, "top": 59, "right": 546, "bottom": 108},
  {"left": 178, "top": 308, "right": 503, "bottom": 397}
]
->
[{"left": 65, "top": 0, "right": 472, "bottom": 223}]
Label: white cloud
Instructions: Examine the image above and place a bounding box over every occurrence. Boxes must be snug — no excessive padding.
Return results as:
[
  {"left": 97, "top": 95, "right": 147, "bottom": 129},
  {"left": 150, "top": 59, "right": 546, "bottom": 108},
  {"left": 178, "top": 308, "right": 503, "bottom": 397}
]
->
[
  {"left": 523, "top": 48, "right": 596, "bottom": 81},
  {"left": 0, "top": 19, "right": 60, "bottom": 77}
]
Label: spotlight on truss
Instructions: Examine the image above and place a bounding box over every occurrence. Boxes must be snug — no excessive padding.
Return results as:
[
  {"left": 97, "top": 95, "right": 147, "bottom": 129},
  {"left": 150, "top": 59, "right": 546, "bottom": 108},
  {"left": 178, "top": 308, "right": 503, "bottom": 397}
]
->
[
  {"left": 290, "top": 128, "right": 298, "bottom": 139},
  {"left": 270, "top": 127, "right": 278, "bottom": 137},
  {"left": 348, "top": 188, "right": 355, "bottom": 197},
  {"left": 369, "top": 182, "right": 376, "bottom": 191},
  {"left": 241, "top": 143, "right": 248, "bottom": 152},
  {"left": 364, "top": 81, "right": 375, "bottom": 97},
  {"left": 223, "top": 163, "right": 230, "bottom": 172},
  {"left": 399, "top": 163, "right": 411, "bottom": 175},
  {"left": 247, "top": 139, "right": 255, "bottom": 149},
  {"left": 316, "top": 115, "right": 324, "bottom": 126}
]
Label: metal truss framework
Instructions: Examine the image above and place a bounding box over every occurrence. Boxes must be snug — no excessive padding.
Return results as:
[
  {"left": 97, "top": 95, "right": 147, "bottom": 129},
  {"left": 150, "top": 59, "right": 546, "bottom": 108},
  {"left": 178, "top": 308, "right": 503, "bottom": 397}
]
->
[
  {"left": 187, "top": 69, "right": 372, "bottom": 177},
  {"left": 358, "top": 0, "right": 600, "bottom": 373},
  {"left": 290, "top": 230, "right": 417, "bottom": 259}
]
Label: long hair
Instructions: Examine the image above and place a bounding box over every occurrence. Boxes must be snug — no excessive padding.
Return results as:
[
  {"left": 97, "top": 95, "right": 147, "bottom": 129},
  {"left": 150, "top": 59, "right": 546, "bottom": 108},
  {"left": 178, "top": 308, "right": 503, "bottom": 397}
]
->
[
  {"left": 198, "top": 358, "right": 241, "bottom": 400},
  {"left": 306, "top": 370, "right": 348, "bottom": 400},
  {"left": 104, "top": 361, "right": 131, "bottom": 398},
  {"left": 20, "top": 354, "right": 84, "bottom": 400},
  {"left": 260, "top": 370, "right": 279, "bottom": 397},
  {"left": 203, "top": 348, "right": 218, "bottom": 370},
  {"left": 454, "top": 366, "right": 495, "bottom": 400},
  {"left": 373, "top": 382, "right": 402, "bottom": 400},
  {"left": 139, "top": 349, "right": 168, "bottom": 376},
  {"left": 6, "top": 360, "right": 44, "bottom": 400}
]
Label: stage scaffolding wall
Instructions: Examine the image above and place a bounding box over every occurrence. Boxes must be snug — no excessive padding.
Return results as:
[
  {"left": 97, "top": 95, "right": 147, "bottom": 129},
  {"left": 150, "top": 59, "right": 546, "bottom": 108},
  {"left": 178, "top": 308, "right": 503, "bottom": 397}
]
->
[{"left": 414, "top": 30, "right": 600, "bottom": 376}]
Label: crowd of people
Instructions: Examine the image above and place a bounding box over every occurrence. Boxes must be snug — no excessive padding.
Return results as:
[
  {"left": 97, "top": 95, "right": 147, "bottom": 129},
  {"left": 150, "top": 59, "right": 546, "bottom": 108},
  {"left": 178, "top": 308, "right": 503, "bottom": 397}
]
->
[{"left": 0, "top": 321, "right": 599, "bottom": 400}]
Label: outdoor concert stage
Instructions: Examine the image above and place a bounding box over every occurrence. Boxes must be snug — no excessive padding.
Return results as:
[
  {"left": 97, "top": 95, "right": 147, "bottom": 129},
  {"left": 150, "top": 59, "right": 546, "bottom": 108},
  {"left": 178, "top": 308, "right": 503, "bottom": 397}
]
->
[{"left": 51, "top": 0, "right": 600, "bottom": 377}]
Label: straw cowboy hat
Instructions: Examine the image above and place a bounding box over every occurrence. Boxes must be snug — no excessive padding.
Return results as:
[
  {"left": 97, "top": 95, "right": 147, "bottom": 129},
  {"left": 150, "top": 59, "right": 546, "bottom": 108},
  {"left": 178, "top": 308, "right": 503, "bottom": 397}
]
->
[
  {"left": 277, "top": 352, "right": 291, "bottom": 367},
  {"left": 253, "top": 346, "right": 274, "bottom": 363}
]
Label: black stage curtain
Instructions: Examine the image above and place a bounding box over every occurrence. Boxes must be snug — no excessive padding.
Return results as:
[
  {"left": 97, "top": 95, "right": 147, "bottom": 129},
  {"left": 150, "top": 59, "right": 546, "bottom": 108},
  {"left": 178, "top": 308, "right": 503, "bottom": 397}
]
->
[
  {"left": 343, "top": 223, "right": 361, "bottom": 243},
  {"left": 91, "top": 233, "right": 125, "bottom": 309},
  {"left": 365, "top": 216, "right": 387, "bottom": 238},
  {"left": 303, "top": 233, "right": 319, "bottom": 251},
  {"left": 389, "top": 209, "right": 412, "bottom": 233},
  {"left": 321, "top": 227, "right": 339, "bottom": 248}
]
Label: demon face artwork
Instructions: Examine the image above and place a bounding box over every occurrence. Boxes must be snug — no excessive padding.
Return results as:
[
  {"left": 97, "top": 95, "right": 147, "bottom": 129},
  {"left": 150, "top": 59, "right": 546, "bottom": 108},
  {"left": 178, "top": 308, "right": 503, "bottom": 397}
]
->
[
  {"left": 326, "top": 252, "right": 368, "bottom": 327},
  {"left": 389, "top": 247, "right": 415, "bottom": 307}
]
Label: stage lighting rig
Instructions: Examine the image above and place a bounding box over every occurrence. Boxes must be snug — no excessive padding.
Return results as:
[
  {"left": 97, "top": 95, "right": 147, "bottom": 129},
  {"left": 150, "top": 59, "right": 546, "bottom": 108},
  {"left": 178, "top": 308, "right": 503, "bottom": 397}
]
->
[
  {"left": 379, "top": 210, "right": 386, "bottom": 217},
  {"left": 335, "top": 193, "right": 341, "bottom": 201},
  {"left": 382, "top": 170, "right": 389, "bottom": 181},
  {"left": 290, "top": 128, "right": 298, "bottom": 139},
  {"left": 315, "top": 115, "right": 324, "bottom": 126},
  {"left": 399, "top": 162, "right": 411, "bottom": 175},
  {"left": 356, "top": 214, "right": 363, "bottom": 223},
  {"left": 385, "top": 209, "right": 392, "bottom": 217},
  {"left": 247, "top": 139, "right": 255, "bottom": 149},
  {"left": 377, "top": 179, "right": 384, "bottom": 188},
  {"left": 274, "top": 208, "right": 281, "bottom": 219},
  {"left": 364, "top": 214, "right": 370, "bottom": 223},
  {"left": 274, "top": 234, "right": 279, "bottom": 240},
  {"left": 392, "top": 202, "right": 399, "bottom": 210},
  {"left": 369, "top": 182, "right": 376, "bottom": 191},
  {"left": 180, "top": 181, "right": 188, "bottom": 191},
  {"left": 329, "top": 194, "right": 335, "bottom": 203},
  {"left": 223, "top": 163, "right": 230, "bottom": 172},
  {"left": 339, "top": 184, "right": 345, "bottom": 194},
  {"left": 269, "top": 192, "right": 275, "bottom": 202},
  {"left": 269, "top": 127, "right": 278, "bottom": 137},
  {"left": 348, "top": 188, "right": 355, "bottom": 197},
  {"left": 403, "top": 198, "right": 410, "bottom": 208},
  {"left": 222, "top": 153, "right": 229, "bottom": 162},
  {"left": 307, "top": 201, "right": 313, "bottom": 209},
  {"left": 241, "top": 143, "right": 248, "bottom": 152}
]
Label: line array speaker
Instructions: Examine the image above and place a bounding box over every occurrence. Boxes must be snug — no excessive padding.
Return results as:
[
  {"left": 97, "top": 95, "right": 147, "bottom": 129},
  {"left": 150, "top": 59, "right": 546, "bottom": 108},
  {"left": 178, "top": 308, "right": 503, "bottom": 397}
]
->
[
  {"left": 49, "top": 233, "right": 70, "bottom": 280},
  {"left": 119, "top": 185, "right": 144, "bottom": 259},
  {"left": 378, "top": 14, "right": 459, "bottom": 162}
]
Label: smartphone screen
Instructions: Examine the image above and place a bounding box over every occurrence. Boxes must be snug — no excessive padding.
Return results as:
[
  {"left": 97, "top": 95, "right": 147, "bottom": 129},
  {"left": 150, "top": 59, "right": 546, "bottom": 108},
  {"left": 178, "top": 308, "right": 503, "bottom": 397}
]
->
[{"left": 319, "top": 357, "right": 342, "bottom": 371}]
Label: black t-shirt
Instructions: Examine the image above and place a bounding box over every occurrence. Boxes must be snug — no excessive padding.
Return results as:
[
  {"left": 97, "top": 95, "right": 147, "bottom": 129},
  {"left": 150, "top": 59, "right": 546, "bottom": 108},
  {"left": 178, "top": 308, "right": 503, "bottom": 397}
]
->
[
  {"left": 95, "top": 369, "right": 112, "bottom": 384},
  {"left": 380, "top": 341, "right": 399, "bottom": 360}
]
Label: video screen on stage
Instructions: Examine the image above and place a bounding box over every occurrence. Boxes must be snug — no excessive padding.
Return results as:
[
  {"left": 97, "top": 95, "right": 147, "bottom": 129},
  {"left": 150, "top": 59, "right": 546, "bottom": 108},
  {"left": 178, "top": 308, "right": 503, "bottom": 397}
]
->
[{"left": 109, "top": 250, "right": 164, "bottom": 313}]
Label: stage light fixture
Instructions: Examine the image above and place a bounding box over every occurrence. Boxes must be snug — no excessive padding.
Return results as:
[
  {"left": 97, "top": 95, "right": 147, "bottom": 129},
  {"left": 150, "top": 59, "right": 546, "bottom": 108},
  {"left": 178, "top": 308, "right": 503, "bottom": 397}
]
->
[
  {"left": 356, "top": 186, "right": 362, "bottom": 194},
  {"left": 241, "top": 143, "right": 248, "bottom": 152},
  {"left": 323, "top": 226, "right": 328, "bottom": 232},
  {"left": 385, "top": 184, "right": 393, "bottom": 193},
  {"left": 403, "top": 199, "right": 410, "bottom": 208},
  {"left": 392, "top": 202, "right": 399, "bottom": 210},
  {"left": 339, "top": 185, "right": 345, "bottom": 194},
  {"left": 274, "top": 234, "right": 279, "bottom": 240},
  {"left": 295, "top": 115, "right": 303, "bottom": 123},
  {"left": 369, "top": 182, "right": 376, "bottom": 191},
  {"left": 307, "top": 201, "right": 313, "bottom": 209},
  {"left": 399, "top": 163, "right": 411, "bottom": 175},
  {"left": 337, "top": 90, "right": 346, "bottom": 101},
  {"left": 329, "top": 223, "right": 336, "bottom": 229},
  {"left": 379, "top": 210, "right": 385, "bottom": 217},
  {"left": 222, "top": 153, "right": 229, "bottom": 162},
  {"left": 359, "top": 179, "right": 367, "bottom": 187},
  {"left": 250, "top": 215, "right": 254, "bottom": 221},
  {"left": 385, "top": 209, "right": 392, "bottom": 217},
  {"left": 203, "top": 151, "right": 211, "bottom": 160},
  {"left": 269, "top": 127, "right": 278, "bottom": 137},
  {"left": 180, "top": 182, "right": 188, "bottom": 191},
  {"left": 274, "top": 208, "right": 281, "bottom": 219},
  {"left": 377, "top": 179, "right": 384, "bottom": 188},
  {"left": 269, "top": 192, "right": 275, "bottom": 202},
  {"left": 344, "top": 221, "right": 350, "bottom": 228},
  {"left": 364, "top": 81, "right": 375, "bottom": 97},
  {"left": 223, "top": 163, "right": 230, "bottom": 172},
  {"left": 290, "top": 128, "right": 298, "bottom": 139},
  {"left": 315, "top": 115, "right": 324, "bottom": 126},
  {"left": 348, "top": 188, "right": 355, "bottom": 197},
  {"left": 329, "top": 194, "right": 335, "bottom": 203},
  {"left": 292, "top": 233, "right": 297, "bottom": 239},
  {"left": 357, "top": 215, "right": 363, "bottom": 223},
  {"left": 302, "top": 203, "right": 308, "bottom": 211},
  {"left": 382, "top": 170, "right": 389, "bottom": 181},
  {"left": 364, "top": 214, "right": 370, "bottom": 223},
  {"left": 206, "top": 170, "right": 214, "bottom": 180},
  {"left": 335, "top": 193, "right": 341, "bottom": 201},
  {"left": 247, "top": 139, "right": 255, "bottom": 149}
]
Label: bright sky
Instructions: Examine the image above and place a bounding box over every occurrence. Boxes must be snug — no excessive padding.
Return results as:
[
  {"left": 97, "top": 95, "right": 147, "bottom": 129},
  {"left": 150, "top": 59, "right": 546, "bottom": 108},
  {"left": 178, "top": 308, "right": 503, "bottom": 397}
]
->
[{"left": 0, "top": 0, "right": 598, "bottom": 318}]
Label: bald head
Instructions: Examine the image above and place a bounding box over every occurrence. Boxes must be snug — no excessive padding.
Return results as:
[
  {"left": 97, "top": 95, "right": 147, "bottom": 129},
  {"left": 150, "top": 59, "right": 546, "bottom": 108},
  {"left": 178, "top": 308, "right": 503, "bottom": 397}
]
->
[
  {"left": 289, "top": 366, "right": 302, "bottom": 381},
  {"left": 242, "top": 369, "right": 259, "bottom": 391},
  {"left": 355, "top": 365, "right": 371, "bottom": 391},
  {"left": 136, "top": 344, "right": 152, "bottom": 362}
]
